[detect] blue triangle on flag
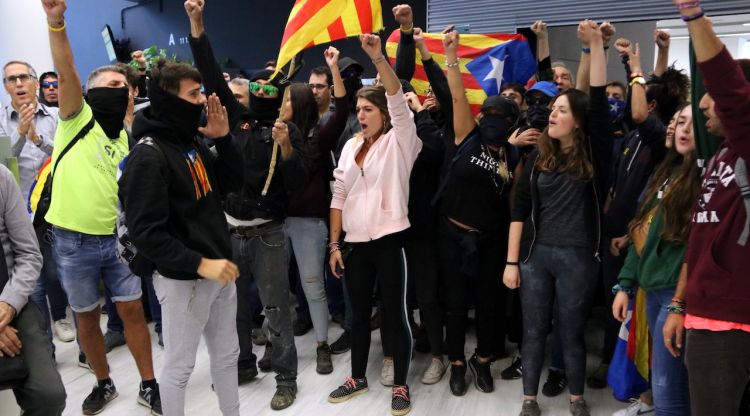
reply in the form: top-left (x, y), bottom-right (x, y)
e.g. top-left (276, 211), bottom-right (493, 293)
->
top-left (466, 40), bottom-right (537, 97)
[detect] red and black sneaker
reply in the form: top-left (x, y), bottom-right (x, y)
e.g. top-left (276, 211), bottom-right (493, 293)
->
top-left (391, 385), bottom-right (411, 416)
top-left (328, 377), bottom-right (368, 403)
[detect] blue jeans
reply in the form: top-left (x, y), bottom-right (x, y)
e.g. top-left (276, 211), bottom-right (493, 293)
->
top-left (645, 289), bottom-right (690, 415)
top-left (105, 275), bottom-right (162, 335)
top-left (52, 227), bottom-right (141, 312)
top-left (284, 217), bottom-right (329, 343)
top-left (29, 227), bottom-right (69, 349)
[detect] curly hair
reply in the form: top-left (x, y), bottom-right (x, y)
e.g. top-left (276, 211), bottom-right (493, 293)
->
top-left (646, 66), bottom-right (690, 125)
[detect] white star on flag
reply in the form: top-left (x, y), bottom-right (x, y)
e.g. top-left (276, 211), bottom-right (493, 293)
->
top-left (483, 55), bottom-right (506, 94)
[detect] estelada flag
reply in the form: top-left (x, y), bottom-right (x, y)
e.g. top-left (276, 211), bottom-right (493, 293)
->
top-left (274, 0), bottom-right (384, 78)
top-left (607, 288), bottom-right (651, 401)
top-left (385, 29), bottom-right (536, 115)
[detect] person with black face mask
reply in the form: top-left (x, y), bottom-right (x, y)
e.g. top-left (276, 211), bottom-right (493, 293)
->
top-left (186, 0), bottom-right (307, 411)
top-left (119, 58), bottom-right (244, 416)
top-left (432, 29), bottom-right (520, 397)
top-left (40, 1), bottom-right (162, 414)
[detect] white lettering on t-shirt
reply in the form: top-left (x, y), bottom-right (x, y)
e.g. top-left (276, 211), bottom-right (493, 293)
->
top-left (470, 152), bottom-right (498, 173)
top-left (695, 157), bottom-right (733, 224)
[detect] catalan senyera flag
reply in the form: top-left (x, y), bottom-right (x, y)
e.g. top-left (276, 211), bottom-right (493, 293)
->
top-left (386, 30), bottom-right (536, 115)
top-left (274, 0), bottom-right (384, 78)
top-left (607, 288), bottom-right (651, 401)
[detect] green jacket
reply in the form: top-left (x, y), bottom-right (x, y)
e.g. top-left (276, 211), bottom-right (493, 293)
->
top-left (618, 206), bottom-right (686, 291)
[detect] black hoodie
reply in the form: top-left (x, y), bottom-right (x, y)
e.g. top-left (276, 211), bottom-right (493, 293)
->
top-left (118, 85), bottom-right (243, 280)
top-left (189, 33), bottom-right (308, 221)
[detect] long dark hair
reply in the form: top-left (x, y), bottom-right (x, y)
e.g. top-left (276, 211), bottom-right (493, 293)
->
top-left (535, 89), bottom-right (593, 180)
top-left (289, 83), bottom-right (319, 139)
top-left (630, 109), bottom-right (700, 244)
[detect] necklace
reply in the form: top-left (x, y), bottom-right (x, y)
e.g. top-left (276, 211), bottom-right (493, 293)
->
top-left (481, 144), bottom-right (510, 195)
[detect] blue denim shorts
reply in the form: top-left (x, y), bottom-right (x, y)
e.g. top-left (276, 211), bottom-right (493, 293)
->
top-left (52, 227), bottom-right (142, 312)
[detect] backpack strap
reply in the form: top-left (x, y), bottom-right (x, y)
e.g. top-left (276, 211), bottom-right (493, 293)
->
top-left (51, 116), bottom-right (95, 176)
top-left (734, 157), bottom-right (750, 246)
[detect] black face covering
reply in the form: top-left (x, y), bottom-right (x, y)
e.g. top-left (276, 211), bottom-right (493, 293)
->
top-left (527, 104), bottom-right (552, 131)
top-left (479, 114), bottom-right (513, 147)
top-left (148, 82), bottom-right (204, 141)
top-left (86, 87), bottom-right (129, 139)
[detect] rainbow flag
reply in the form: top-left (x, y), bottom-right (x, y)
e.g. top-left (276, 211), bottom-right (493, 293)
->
top-left (274, 0), bottom-right (383, 78)
top-left (385, 30), bottom-right (536, 115)
top-left (608, 288), bottom-right (651, 401)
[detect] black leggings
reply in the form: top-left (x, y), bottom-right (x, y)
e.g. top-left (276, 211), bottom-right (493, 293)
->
top-left (346, 231), bottom-right (412, 386)
top-left (439, 217), bottom-right (507, 362)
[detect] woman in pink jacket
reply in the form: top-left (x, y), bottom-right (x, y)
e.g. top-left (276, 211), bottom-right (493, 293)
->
top-left (326, 33), bottom-right (422, 416)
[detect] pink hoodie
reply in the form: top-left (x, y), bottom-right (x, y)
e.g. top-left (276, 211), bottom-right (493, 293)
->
top-left (330, 89), bottom-right (422, 242)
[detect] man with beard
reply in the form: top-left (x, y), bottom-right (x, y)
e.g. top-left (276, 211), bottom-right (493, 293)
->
top-left (185, 0), bottom-right (307, 410)
top-left (41, 1), bottom-right (161, 414)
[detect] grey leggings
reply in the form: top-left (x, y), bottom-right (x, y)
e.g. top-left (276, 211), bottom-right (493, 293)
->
top-left (519, 243), bottom-right (597, 396)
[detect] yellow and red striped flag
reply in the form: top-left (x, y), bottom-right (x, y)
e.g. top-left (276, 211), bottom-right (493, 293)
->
top-left (386, 30), bottom-right (535, 115)
top-left (274, 0), bottom-right (384, 78)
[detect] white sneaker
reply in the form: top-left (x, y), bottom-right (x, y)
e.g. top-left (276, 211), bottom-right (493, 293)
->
top-left (612, 399), bottom-right (655, 416)
top-left (53, 319), bottom-right (76, 342)
top-left (421, 357), bottom-right (447, 384)
top-left (380, 359), bottom-right (394, 387)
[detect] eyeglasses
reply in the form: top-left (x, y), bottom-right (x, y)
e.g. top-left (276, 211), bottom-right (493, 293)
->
top-left (3, 74), bottom-right (33, 84)
top-left (308, 83), bottom-right (329, 90)
top-left (249, 82), bottom-right (279, 97)
top-left (41, 81), bottom-right (59, 89)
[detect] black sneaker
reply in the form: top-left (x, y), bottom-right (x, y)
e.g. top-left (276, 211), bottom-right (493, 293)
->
top-left (501, 355), bottom-right (523, 380)
top-left (468, 354), bottom-right (494, 393)
top-left (238, 363), bottom-right (259, 384)
top-left (104, 331), bottom-right (126, 353)
top-left (82, 380), bottom-right (118, 415)
top-left (270, 385), bottom-right (297, 410)
top-left (328, 377), bottom-right (368, 403)
top-left (542, 369), bottom-right (567, 397)
top-left (330, 331), bottom-right (351, 354)
top-left (449, 363), bottom-right (467, 396)
top-left (293, 318), bottom-right (312, 336)
top-left (391, 385), bottom-right (411, 416)
top-left (316, 344), bottom-right (333, 374)
top-left (519, 400), bottom-right (542, 416)
top-left (258, 342), bottom-right (273, 372)
top-left (137, 382), bottom-right (162, 415)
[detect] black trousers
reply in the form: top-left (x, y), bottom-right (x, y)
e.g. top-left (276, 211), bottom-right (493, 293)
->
top-left (685, 329), bottom-right (750, 416)
top-left (12, 304), bottom-right (66, 415)
top-left (346, 231), bottom-right (412, 386)
top-left (439, 217), bottom-right (507, 362)
top-left (404, 229), bottom-right (443, 356)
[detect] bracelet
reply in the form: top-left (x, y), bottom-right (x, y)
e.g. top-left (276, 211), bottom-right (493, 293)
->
top-left (612, 284), bottom-right (637, 298)
top-left (681, 10), bottom-right (705, 22)
top-left (667, 304), bottom-right (686, 315)
top-left (581, 47), bottom-right (591, 54)
top-left (629, 76), bottom-right (646, 86)
top-left (371, 56), bottom-right (386, 65)
top-left (48, 20), bottom-right (66, 32)
top-left (327, 241), bottom-right (340, 248)
top-left (400, 22), bottom-right (414, 32)
top-left (676, 0), bottom-right (700, 10)
top-left (506, 261), bottom-right (519, 266)
top-left (330, 247), bottom-right (340, 254)
top-left (445, 59), bottom-right (460, 68)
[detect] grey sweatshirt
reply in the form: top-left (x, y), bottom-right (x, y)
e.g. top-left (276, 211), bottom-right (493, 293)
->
top-left (0, 164), bottom-right (42, 312)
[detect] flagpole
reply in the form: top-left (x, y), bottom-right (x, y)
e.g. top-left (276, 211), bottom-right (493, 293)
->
top-left (261, 59), bottom-right (297, 196)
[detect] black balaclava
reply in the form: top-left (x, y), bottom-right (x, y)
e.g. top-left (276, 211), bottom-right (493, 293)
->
top-left (479, 95), bottom-right (519, 147)
top-left (86, 87), bottom-right (129, 139)
top-left (248, 69), bottom-right (285, 121)
top-left (147, 79), bottom-right (204, 141)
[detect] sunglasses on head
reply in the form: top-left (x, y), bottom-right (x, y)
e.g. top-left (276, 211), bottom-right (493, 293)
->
top-left (41, 81), bottom-right (59, 89)
top-left (3, 74), bottom-right (33, 84)
top-left (308, 83), bottom-right (329, 90)
top-left (249, 82), bottom-right (279, 96)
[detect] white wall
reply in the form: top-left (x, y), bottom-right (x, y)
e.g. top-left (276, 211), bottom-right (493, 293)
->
top-left (0, 1), bottom-right (53, 106)
top-left (665, 35), bottom-right (750, 78)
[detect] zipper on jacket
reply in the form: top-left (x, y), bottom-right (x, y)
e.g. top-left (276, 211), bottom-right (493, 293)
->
top-left (523, 158), bottom-right (538, 264)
